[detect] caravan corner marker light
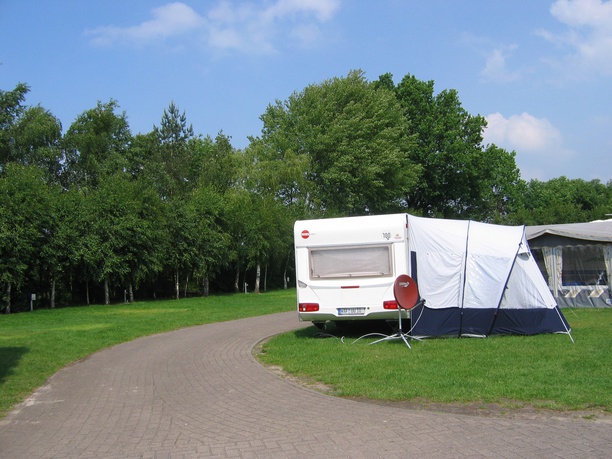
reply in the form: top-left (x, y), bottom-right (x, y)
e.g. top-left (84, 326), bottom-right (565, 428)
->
top-left (299, 303), bottom-right (319, 312)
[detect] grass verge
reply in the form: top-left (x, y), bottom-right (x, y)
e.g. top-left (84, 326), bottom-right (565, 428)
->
top-left (0, 290), bottom-right (295, 418)
top-left (258, 308), bottom-right (612, 414)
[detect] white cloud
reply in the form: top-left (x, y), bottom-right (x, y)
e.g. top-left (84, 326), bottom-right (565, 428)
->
top-left (206, 0), bottom-right (341, 54)
top-left (260, 0), bottom-right (339, 22)
top-left (537, 0), bottom-right (612, 77)
top-left (484, 112), bottom-right (577, 180)
top-left (480, 45), bottom-right (523, 83)
top-left (484, 112), bottom-right (567, 153)
top-left (87, 3), bottom-right (204, 46)
top-left (86, 0), bottom-right (341, 54)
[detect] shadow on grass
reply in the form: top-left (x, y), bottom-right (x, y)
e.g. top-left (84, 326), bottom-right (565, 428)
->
top-left (294, 320), bottom-right (396, 339)
top-left (0, 347), bottom-right (29, 384)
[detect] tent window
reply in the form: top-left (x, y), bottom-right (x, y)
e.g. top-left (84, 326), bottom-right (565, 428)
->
top-left (310, 245), bottom-right (392, 279)
top-left (562, 246), bottom-right (608, 286)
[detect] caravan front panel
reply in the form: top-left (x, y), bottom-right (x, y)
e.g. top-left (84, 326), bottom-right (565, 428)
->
top-left (294, 214), bottom-right (409, 325)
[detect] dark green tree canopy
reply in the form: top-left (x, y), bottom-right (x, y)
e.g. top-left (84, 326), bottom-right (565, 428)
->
top-left (0, 83), bottom-right (29, 136)
top-left (61, 100), bottom-right (131, 189)
top-left (150, 102), bottom-right (197, 198)
top-left (1, 76), bottom-right (610, 310)
top-left (1, 84), bottom-right (63, 180)
top-left (378, 72), bottom-right (522, 221)
top-left (514, 177), bottom-right (612, 225)
top-left (253, 69), bottom-right (420, 217)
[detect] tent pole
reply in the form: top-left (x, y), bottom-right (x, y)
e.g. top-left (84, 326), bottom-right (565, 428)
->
top-left (486, 229), bottom-right (525, 336)
top-left (555, 306), bottom-right (575, 343)
top-left (458, 221), bottom-right (471, 337)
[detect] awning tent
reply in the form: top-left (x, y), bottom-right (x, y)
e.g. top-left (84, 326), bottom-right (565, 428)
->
top-left (525, 220), bottom-right (612, 308)
top-left (407, 215), bottom-right (571, 338)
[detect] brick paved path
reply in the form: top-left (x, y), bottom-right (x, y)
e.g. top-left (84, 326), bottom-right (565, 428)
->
top-left (1, 311), bottom-right (610, 458)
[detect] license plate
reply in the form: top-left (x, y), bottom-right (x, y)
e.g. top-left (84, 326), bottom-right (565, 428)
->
top-left (337, 307), bottom-right (366, 316)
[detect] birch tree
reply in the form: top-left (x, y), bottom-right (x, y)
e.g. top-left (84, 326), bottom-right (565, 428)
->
top-left (0, 164), bottom-right (50, 312)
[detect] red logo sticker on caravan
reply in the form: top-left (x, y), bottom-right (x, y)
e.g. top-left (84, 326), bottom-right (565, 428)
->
top-left (301, 230), bottom-right (310, 239)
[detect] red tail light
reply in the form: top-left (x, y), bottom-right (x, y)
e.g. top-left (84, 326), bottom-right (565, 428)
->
top-left (299, 303), bottom-right (319, 312)
top-left (383, 300), bottom-right (398, 310)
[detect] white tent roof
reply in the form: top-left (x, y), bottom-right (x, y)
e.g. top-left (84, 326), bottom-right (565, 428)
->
top-left (407, 215), bottom-right (556, 311)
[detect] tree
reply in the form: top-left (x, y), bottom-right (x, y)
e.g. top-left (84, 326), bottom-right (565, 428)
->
top-left (0, 164), bottom-right (51, 312)
top-left (186, 185), bottom-right (230, 296)
top-left (470, 144), bottom-right (525, 223)
top-left (222, 188), bottom-right (285, 293)
top-left (80, 173), bottom-right (165, 305)
top-left (0, 83), bottom-right (30, 170)
top-left (7, 106), bottom-right (62, 180)
top-left (1, 84), bottom-right (63, 183)
top-left (513, 177), bottom-right (612, 225)
top-left (152, 101), bottom-right (195, 199)
top-left (193, 132), bottom-right (240, 193)
top-left (383, 73), bottom-right (523, 220)
top-left (163, 197), bottom-right (200, 300)
top-left (39, 183), bottom-right (71, 308)
top-left (61, 100), bottom-right (131, 189)
top-left (253, 69), bottom-right (420, 217)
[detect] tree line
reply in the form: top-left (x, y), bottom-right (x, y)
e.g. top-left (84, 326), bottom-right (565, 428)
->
top-left (2, 70), bottom-right (611, 312)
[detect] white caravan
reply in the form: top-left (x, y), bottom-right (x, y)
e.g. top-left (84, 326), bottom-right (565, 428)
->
top-left (294, 214), bottom-right (410, 327)
top-left (294, 213), bottom-right (572, 338)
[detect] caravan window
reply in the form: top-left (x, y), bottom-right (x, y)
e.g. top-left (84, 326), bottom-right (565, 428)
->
top-left (309, 245), bottom-right (393, 279)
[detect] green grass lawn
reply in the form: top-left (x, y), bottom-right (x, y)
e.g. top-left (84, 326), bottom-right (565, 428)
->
top-left (259, 307), bottom-right (612, 413)
top-left (0, 290), bottom-right (295, 418)
top-left (2, 292), bottom-right (611, 420)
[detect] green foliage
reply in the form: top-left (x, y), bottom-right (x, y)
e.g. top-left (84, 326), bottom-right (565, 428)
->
top-left (260, 309), bottom-right (612, 412)
top-left (0, 83), bottom-right (30, 167)
top-left (5, 105), bottom-right (62, 180)
top-left (381, 73), bottom-right (524, 220)
top-left (152, 101), bottom-right (196, 198)
top-left (1, 84), bottom-right (63, 182)
top-left (0, 164), bottom-right (52, 312)
top-left (0, 75), bottom-right (610, 309)
top-left (254, 69), bottom-right (420, 217)
top-left (514, 177), bottom-right (612, 225)
top-left (82, 173), bottom-right (167, 303)
top-left (61, 100), bottom-right (131, 189)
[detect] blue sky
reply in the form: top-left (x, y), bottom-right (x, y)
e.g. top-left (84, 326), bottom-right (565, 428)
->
top-left (1, 0), bottom-right (611, 181)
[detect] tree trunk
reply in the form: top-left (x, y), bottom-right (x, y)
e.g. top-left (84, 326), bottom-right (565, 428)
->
top-left (104, 278), bottom-right (110, 305)
top-left (283, 251), bottom-right (291, 289)
top-left (50, 276), bottom-right (56, 309)
top-left (202, 276), bottom-right (209, 297)
top-left (254, 260), bottom-right (261, 294)
top-left (234, 265), bottom-right (240, 293)
top-left (5, 283), bottom-right (11, 314)
top-left (174, 269), bottom-right (180, 300)
top-left (184, 273), bottom-right (189, 298)
top-left (86, 279), bottom-right (90, 305)
top-left (264, 264), bottom-right (268, 293)
top-left (129, 283), bottom-right (134, 303)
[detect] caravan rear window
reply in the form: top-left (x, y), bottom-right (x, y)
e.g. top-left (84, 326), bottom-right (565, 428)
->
top-left (309, 245), bottom-right (393, 279)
